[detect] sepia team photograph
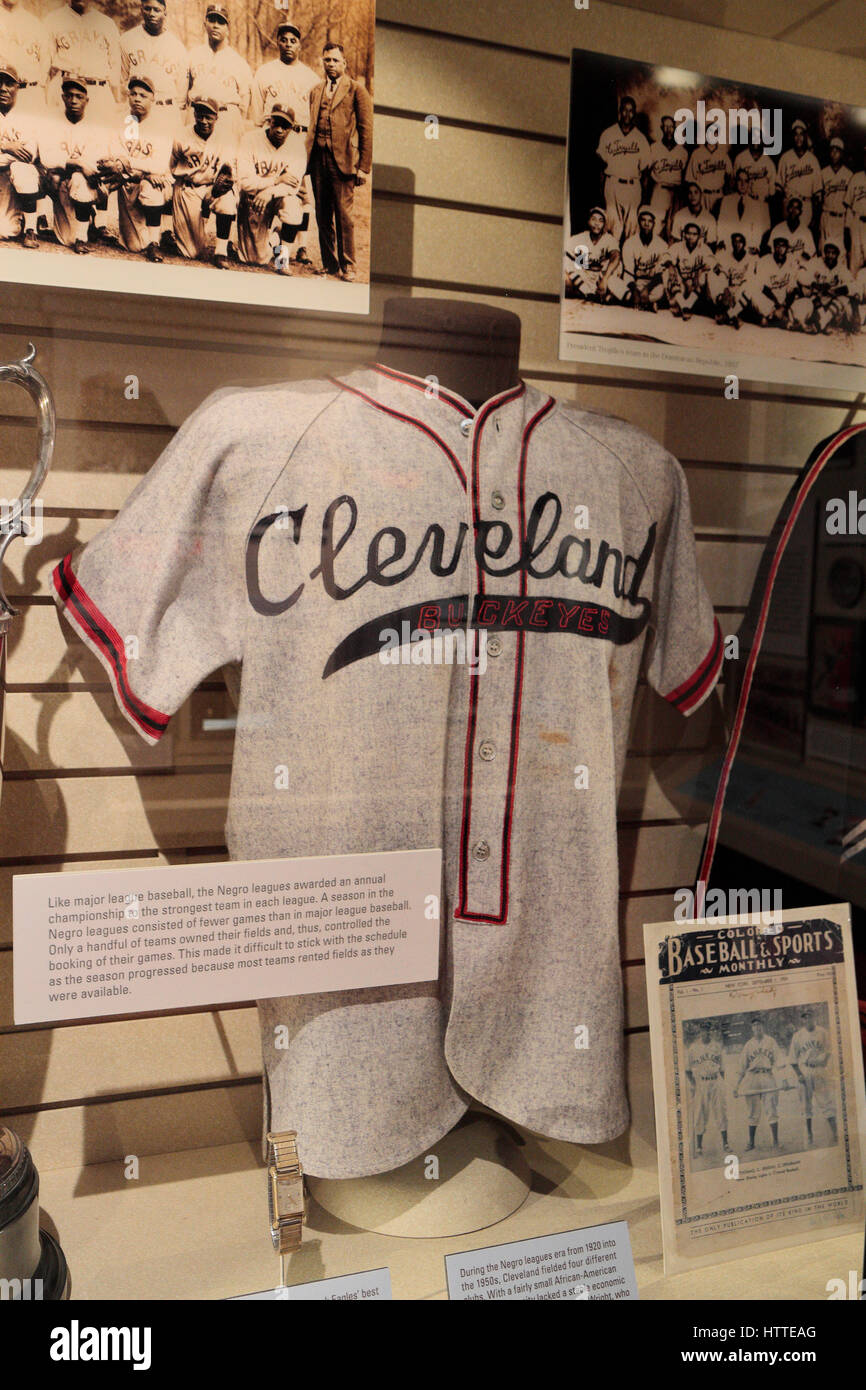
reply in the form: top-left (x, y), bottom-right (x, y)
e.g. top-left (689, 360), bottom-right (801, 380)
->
top-left (0, 0), bottom-right (374, 310)
top-left (560, 48), bottom-right (866, 391)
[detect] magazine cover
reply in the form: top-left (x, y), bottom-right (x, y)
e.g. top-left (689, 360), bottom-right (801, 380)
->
top-left (644, 903), bottom-right (866, 1273)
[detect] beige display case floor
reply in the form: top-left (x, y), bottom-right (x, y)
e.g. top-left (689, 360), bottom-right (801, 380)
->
top-left (37, 1035), bottom-right (861, 1301)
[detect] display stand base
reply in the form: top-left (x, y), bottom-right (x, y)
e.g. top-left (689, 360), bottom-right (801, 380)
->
top-left (307, 1116), bottom-right (531, 1238)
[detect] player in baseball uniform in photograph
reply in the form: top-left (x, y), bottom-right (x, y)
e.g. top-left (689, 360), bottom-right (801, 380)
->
top-left (249, 21), bottom-right (318, 267)
top-left (684, 138), bottom-right (732, 219)
top-left (170, 91), bottom-right (235, 265)
top-left (733, 1016), bottom-right (785, 1151)
top-left (843, 151), bottom-right (866, 275)
top-left (776, 119), bottom-right (822, 230)
top-left (686, 1021), bottom-right (729, 1156)
top-left (114, 73), bottom-right (173, 259)
top-left (596, 95), bottom-right (649, 243)
top-left (0, 58), bottom-right (40, 243)
top-left (768, 196), bottom-right (816, 264)
top-left (665, 220), bottom-right (710, 320)
top-left (237, 101), bottom-right (307, 271)
top-left (0, 0), bottom-right (49, 113)
top-left (563, 206), bottom-right (625, 301)
top-left (621, 205), bottom-right (670, 309)
top-left (733, 137), bottom-right (777, 229)
top-left (791, 241), bottom-right (857, 334)
top-left (670, 181), bottom-right (718, 248)
top-left (820, 137), bottom-right (852, 253)
top-left (250, 20), bottom-right (318, 129)
top-left (789, 1008), bottom-right (837, 1146)
top-left (187, 4), bottom-right (250, 145)
top-left (121, 0), bottom-right (188, 132)
top-left (708, 231), bottom-right (755, 329)
top-left (750, 234), bottom-right (802, 327)
top-left (646, 113), bottom-right (686, 240)
top-left (716, 165), bottom-right (769, 254)
top-left (38, 71), bottom-right (113, 250)
top-left (46, 0), bottom-right (121, 122)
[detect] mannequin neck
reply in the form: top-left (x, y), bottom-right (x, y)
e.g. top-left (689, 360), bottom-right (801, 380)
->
top-left (376, 298), bottom-right (521, 410)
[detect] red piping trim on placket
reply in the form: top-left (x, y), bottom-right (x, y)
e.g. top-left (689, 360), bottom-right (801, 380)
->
top-left (456, 383), bottom-right (527, 919)
top-left (697, 422), bottom-right (866, 888)
top-left (456, 390), bottom-right (553, 924)
top-left (328, 376), bottom-right (467, 490)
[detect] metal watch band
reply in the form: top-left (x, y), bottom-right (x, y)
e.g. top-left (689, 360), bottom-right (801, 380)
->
top-left (267, 1130), bottom-right (305, 1255)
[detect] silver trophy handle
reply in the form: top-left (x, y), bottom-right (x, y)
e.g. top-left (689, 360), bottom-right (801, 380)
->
top-left (0, 344), bottom-right (56, 632)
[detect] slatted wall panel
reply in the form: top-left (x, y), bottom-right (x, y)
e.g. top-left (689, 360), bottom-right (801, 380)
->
top-left (1, 0), bottom-right (864, 1171)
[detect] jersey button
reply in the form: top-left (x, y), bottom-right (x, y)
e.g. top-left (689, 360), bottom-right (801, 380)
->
top-left (472, 840), bottom-right (491, 861)
top-left (491, 491), bottom-right (506, 510)
top-left (487, 636), bottom-right (503, 657)
top-left (460, 419), bottom-right (471, 437)
top-left (478, 740), bottom-right (496, 761)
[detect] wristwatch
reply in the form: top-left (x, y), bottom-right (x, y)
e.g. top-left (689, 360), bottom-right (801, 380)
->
top-left (266, 1131), bottom-right (305, 1254)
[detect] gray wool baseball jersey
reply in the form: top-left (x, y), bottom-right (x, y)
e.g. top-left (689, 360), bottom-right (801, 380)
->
top-left (52, 363), bottom-right (722, 1178)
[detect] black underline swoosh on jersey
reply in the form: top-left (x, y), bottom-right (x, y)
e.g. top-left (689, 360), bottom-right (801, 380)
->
top-left (321, 592), bottom-right (651, 678)
top-left (322, 595), bottom-right (470, 678)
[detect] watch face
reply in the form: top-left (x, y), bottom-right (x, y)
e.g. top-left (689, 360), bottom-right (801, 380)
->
top-left (828, 556), bottom-right (865, 610)
top-left (270, 1169), bottom-right (305, 1218)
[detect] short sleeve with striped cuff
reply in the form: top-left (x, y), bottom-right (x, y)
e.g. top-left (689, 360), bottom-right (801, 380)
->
top-left (645, 458), bottom-right (723, 716)
top-left (51, 394), bottom-right (250, 745)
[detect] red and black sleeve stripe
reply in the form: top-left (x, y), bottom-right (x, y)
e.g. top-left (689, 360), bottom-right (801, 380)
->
top-left (664, 617), bottom-right (724, 715)
top-left (52, 554), bottom-right (170, 744)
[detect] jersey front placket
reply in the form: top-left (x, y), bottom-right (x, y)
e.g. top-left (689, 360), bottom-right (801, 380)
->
top-left (456, 386), bottom-right (553, 924)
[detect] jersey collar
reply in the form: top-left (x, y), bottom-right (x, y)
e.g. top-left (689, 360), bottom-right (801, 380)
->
top-left (340, 361), bottom-right (530, 423)
top-left (330, 365), bottom-right (543, 494)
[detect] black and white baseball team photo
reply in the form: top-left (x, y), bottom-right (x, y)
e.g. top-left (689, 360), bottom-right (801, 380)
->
top-left (0, 0), bottom-right (374, 309)
top-left (684, 1004), bottom-right (838, 1176)
top-left (560, 48), bottom-right (866, 390)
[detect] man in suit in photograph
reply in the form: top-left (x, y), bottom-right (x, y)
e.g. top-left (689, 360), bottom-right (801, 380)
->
top-left (306, 40), bottom-right (371, 281)
top-left (717, 165), bottom-right (767, 254)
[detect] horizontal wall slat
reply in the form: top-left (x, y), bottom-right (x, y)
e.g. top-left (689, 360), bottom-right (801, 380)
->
top-left (374, 112), bottom-right (566, 218)
top-left (0, 773), bottom-right (231, 860)
top-left (378, 0), bottom-right (866, 102)
top-left (7, 1079), bottom-right (263, 1172)
top-left (2, 1004), bottom-right (260, 1109)
top-left (375, 25), bottom-right (568, 136)
top-left (620, 892), bottom-right (678, 961)
top-left (618, 821), bottom-right (706, 892)
top-left (2, 690), bottom-right (236, 774)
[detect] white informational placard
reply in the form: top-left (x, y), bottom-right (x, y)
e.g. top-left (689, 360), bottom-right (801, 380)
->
top-left (231, 1269), bottom-right (392, 1301)
top-left (444, 1221), bottom-right (638, 1301)
top-left (13, 848), bottom-right (441, 1024)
